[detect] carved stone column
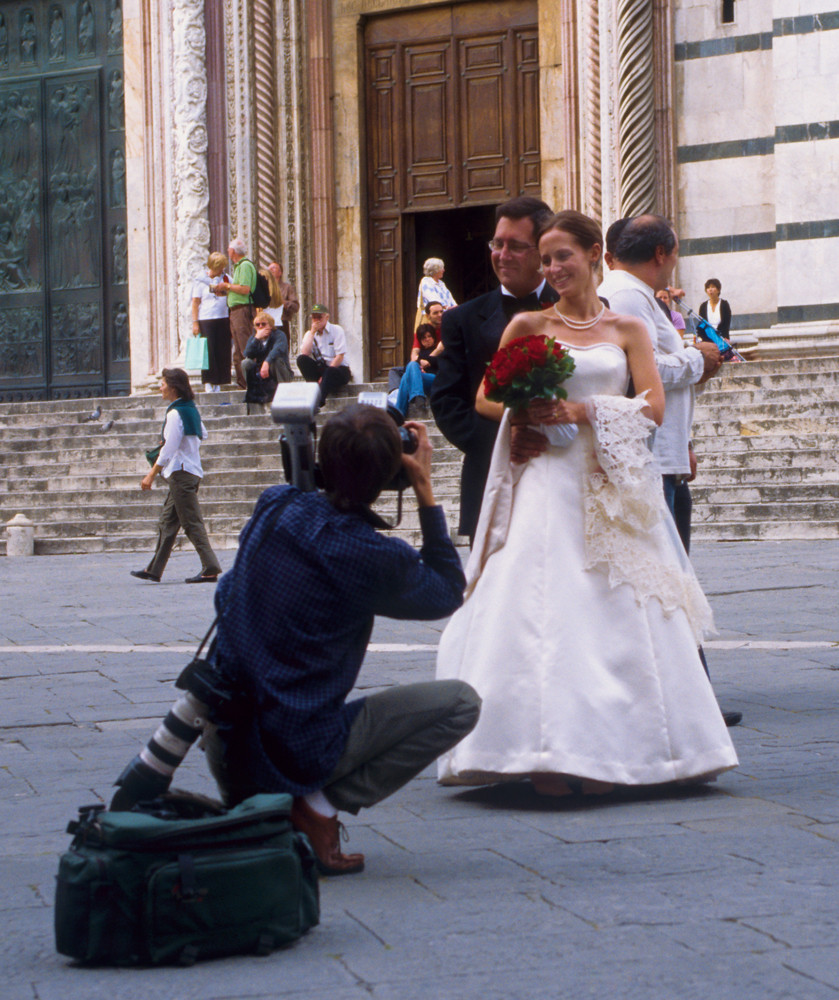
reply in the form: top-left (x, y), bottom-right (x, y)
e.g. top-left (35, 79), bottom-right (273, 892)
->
top-left (558, 0), bottom-right (580, 208)
top-left (172, 1), bottom-right (211, 355)
top-left (615, 0), bottom-right (656, 217)
top-left (579, 0), bottom-right (602, 222)
top-left (276, 0), bottom-right (310, 351)
top-left (306, 0), bottom-right (337, 311)
top-left (224, 0), bottom-right (255, 251)
top-left (651, 0), bottom-right (676, 221)
top-left (253, 0), bottom-right (280, 265)
top-left (124, 0), bottom-right (210, 386)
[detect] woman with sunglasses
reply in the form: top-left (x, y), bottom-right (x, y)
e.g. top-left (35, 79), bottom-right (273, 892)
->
top-left (241, 310), bottom-right (293, 406)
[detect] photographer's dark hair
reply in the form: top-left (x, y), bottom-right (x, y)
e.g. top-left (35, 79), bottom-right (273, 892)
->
top-left (495, 196), bottom-right (554, 237)
top-left (161, 367), bottom-right (194, 401)
top-left (613, 214), bottom-right (676, 264)
top-left (319, 404), bottom-right (403, 509)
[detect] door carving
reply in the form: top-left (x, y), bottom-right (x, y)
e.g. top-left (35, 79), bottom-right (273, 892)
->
top-left (364, 0), bottom-right (539, 378)
top-left (0, 0), bottom-right (128, 401)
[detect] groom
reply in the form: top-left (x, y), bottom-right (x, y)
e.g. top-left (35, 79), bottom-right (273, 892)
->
top-left (431, 196), bottom-right (557, 542)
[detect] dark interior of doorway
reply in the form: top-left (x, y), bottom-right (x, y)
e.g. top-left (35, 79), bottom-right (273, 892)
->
top-left (411, 204), bottom-right (498, 313)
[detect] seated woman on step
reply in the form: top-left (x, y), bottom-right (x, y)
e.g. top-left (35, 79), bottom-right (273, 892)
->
top-left (394, 323), bottom-right (442, 418)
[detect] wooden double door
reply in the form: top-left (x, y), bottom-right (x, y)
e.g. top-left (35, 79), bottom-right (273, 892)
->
top-left (364, 0), bottom-right (541, 377)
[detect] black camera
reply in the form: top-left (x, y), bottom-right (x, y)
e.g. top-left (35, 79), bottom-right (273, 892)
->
top-left (271, 385), bottom-right (416, 501)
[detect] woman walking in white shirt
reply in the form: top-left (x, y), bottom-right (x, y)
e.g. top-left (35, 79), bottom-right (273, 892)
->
top-left (131, 368), bottom-right (222, 583)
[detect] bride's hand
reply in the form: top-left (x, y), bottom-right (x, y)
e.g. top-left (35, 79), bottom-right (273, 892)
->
top-left (525, 398), bottom-right (558, 424)
top-left (525, 399), bottom-right (588, 425)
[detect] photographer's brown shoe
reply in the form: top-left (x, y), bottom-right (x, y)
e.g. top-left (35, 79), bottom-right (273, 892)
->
top-left (290, 797), bottom-right (365, 876)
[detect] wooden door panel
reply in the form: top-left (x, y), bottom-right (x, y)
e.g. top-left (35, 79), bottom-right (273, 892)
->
top-left (452, 0), bottom-right (535, 33)
top-left (516, 30), bottom-right (541, 194)
top-left (459, 38), bottom-right (506, 201)
top-left (369, 218), bottom-right (403, 372)
top-left (404, 41), bottom-right (453, 209)
top-left (368, 48), bottom-right (399, 213)
top-left (364, 1), bottom-right (539, 377)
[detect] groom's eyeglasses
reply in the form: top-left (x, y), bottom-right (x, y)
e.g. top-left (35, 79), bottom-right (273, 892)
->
top-left (487, 239), bottom-right (538, 254)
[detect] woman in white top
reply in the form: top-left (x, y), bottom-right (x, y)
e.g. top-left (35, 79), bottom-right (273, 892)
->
top-left (417, 257), bottom-right (457, 313)
top-left (698, 278), bottom-right (731, 342)
top-left (131, 368), bottom-right (222, 584)
top-left (191, 252), bottom-right (231, 391)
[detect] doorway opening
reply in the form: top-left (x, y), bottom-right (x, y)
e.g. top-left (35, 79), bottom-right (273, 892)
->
top-left (401, 204), bottom-right (497, 354)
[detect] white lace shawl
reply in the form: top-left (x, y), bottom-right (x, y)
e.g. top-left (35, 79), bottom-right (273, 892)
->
top-left (583, 394), bottom-right (715, 642)
top-left (466, 399), bottom-right (715, 642)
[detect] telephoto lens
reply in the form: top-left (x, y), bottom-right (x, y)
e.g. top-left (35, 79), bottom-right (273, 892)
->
top-left (110, 689), bottom-right (211, 810)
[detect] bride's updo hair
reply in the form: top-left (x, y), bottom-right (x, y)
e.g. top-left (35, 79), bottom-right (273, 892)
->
top-left (538, 210), bottom-right (603, 264)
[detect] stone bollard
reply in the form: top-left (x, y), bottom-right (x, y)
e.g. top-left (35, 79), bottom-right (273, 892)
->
top-left (6, 513), bottom-right (35, 557)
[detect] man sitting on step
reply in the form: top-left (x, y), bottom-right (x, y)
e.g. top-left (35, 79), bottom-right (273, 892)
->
top-left (204, 404), bottom-right (480, 875)
top-left (296, 303), bottom-right (351, 408)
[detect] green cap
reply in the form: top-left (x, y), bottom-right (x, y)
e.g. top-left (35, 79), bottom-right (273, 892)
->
top-left (311, 303), bottom-right (329, 315)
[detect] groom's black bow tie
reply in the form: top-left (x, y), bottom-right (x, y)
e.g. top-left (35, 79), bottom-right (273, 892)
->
top-left (501, 291), bottom-right (542, 319)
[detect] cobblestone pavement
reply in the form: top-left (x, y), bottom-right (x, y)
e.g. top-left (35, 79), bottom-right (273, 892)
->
top-left (2, 540), bottom-right (839, 999)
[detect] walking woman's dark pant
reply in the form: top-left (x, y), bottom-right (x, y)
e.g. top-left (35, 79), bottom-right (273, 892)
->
top-left (146, 470), bottom-right (221, 579)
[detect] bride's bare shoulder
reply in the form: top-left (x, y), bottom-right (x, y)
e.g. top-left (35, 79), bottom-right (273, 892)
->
top-left (499, 310), bottom-right (551, 345)
top-left (605, 310), bottom-right (650, 345)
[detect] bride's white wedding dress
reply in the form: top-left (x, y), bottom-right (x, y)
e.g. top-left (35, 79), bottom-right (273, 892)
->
top-left (436, 342), bottom-right (738, 786)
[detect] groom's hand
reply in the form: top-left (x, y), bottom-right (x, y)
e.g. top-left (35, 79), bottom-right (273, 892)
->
top-left (510, 423), bottom-right (548, 465)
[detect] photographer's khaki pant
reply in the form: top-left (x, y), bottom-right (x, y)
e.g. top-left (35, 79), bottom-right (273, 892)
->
top-left (205, 680), bottom-right (480, 813)
top-left (322, 680), bottom-right (480, 814)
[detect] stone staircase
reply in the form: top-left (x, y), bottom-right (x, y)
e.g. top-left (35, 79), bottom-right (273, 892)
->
top-left (2, 356), bottom-right (839, 555)
top-left (690, 356), bottom-right (839, 540)
top-left (0, 383), bottom-right (464, 556)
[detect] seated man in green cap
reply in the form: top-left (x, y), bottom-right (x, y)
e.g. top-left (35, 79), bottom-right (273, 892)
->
top-left (297, 303), bottom-right (351, 406)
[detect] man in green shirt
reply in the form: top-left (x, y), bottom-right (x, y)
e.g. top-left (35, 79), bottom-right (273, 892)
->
top-left (213, 237), bottom-right (256, 388)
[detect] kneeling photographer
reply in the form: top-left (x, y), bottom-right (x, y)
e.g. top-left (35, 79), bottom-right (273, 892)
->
top-left (204, 403), bottom-right (480, 875)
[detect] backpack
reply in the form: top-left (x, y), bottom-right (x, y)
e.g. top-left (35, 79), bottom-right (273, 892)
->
top-left (55, 791), bottom-right (319, 966)
top-left (244, 260), bottom-right (271, 309)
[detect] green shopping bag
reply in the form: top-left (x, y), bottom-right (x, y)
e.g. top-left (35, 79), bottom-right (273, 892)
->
top-left (184, 336), bottom-right (209, 371)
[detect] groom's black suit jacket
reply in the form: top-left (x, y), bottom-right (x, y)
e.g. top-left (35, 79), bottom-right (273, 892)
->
top-left (431, 284), bottom-right (558, 539)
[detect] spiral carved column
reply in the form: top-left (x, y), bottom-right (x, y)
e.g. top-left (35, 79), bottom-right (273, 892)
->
top-left (581, 0), bottom-right (602, 222)
top-left (559, 0), bottom-right (580, 208)
top-left (253, 0), bottom-right (280, 265)
top-left (615, 0), bottom-right (656, 217)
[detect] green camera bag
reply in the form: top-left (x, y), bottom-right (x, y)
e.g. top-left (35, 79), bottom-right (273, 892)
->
top-left (55, 793), bottom-right (319, 965)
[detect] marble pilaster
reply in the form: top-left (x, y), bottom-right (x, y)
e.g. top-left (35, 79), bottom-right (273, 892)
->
top-left (123, 0), bottom-right (210, 389)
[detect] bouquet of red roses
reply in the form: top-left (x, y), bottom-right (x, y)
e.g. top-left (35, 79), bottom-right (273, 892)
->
top-left (482, 335), bottom-right (575, 414)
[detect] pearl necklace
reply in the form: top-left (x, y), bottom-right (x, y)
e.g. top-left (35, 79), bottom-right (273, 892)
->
top-left (552, 303), bottom-right (606, 329)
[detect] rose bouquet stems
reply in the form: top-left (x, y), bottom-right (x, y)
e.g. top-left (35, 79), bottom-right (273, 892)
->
top-left (483, 335), bottom-right (576, 414)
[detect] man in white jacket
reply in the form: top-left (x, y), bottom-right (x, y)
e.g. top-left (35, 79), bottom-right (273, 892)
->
top-left (598, 215), bottom-right (742, 727)
top-left (598, 214), bottom-right (721, 512)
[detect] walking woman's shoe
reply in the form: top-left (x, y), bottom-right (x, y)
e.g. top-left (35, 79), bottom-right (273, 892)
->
top-left (184, 573), bottom-right (219, 583)
top-left (130, 569), bottom-right (161, 582)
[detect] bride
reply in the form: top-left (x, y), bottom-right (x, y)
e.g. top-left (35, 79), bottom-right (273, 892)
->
top-left (436, 211), bottom-right (737, 794)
